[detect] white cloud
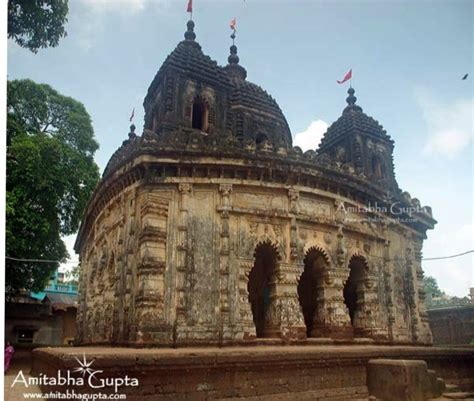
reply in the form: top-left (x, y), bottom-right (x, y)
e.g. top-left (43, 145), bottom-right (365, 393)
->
top-left (416, 90), bottom-right (474, 158)
top-left (79, 0), bottom-right (159, 14)
top-left (71, 0), bottom-right (168, 49)
top-left (293, 119), bottom-right (328, 151)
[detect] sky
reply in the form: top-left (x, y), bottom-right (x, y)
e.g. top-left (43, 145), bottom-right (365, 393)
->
top-left (6, 0), bottom-right (473, 296)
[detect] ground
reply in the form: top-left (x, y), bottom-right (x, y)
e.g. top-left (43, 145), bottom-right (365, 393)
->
top-left (4, 352), bottom-right (42, 401)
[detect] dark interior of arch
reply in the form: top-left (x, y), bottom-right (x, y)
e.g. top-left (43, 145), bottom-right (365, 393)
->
top-left (255, 133), bottom-right (268, 147)
top-left (298, 250), bottom-right (327, 337)
top-left (371, 156), bottom-right (384, 178)
top-left (192, 99), bottom-right (206, 131)
top-left (343, 256), bottom-right (367, 326)
top-left (248, 243), bottom-right (277, 338)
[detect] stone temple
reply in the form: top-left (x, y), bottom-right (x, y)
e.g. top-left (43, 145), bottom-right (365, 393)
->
top-left (75, 20), bottom-right (437, 347)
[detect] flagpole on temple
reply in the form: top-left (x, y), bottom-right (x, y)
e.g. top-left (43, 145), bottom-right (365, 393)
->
top-left (230, 17), bottom-right (237, 45)
top-left (187, 0), bottom-right (193, 21)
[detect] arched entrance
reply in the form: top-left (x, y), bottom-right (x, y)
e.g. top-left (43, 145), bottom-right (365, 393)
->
top-left (343, 255), bottom-right (368, 333)
top-left (248, 242), bottom-right (278, 338)
top-left (297, 248), bottom-right (328, 337)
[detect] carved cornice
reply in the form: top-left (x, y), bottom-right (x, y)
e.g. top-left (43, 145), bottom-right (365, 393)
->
top-left (75, 149), bottom-right (435, 252)
top-left (138, 227), bottom-right (167, 244)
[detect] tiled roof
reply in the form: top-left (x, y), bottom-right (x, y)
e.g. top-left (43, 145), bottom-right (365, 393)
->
top-left (157, 41), bottom-right (230, 86)
top-left (231, 80), bottom-right (285, 117)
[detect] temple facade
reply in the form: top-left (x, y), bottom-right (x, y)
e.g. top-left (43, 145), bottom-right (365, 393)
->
top-left (75, 20), bottom-right (436, 346)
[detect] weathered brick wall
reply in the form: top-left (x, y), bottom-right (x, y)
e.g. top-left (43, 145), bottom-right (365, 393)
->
top-left (31, 345), bottom-right (474, 400)
top-left (428, 306), bottom-right (474, 345)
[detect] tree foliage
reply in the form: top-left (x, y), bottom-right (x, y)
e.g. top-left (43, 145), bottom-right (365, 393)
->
top-left (8, 0), bottom-right (69, 53)
top-left (6, 79), bottom-right (99, 297)
top-left (423, 275), bottom-right (442, 309)
top-left (423, 275), bottom-right (444, 300)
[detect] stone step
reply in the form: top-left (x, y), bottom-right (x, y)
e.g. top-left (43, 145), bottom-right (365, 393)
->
top-left (445, 384), bottom-right (462, 392)
top-left (442, 392), bottom-right (474, 400)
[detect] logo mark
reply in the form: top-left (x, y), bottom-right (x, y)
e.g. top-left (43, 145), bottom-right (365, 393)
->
top-left (73, 354), bottom-right (97, 377)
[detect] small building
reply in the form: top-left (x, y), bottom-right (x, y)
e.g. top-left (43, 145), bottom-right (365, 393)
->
top-left (428, 305), bottom-right (474, 345)
top-left (5, 271), bottom-right (78, 346)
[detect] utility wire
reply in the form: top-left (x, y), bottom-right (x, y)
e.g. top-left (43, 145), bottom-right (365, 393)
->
top-left (5, 250), bottom-right (474, 264)
top-left (422, 250), bottom-right (473, 261)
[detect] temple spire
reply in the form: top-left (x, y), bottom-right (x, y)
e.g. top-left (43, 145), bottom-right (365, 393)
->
top-left (224, 18), bottom-right (247, 81)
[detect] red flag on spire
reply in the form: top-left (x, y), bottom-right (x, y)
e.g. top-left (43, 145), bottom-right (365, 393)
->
top-left (230, 17), bottom-right (237, 31)
top-left (337, 69), bottom-right (352, 84)
top-left (187, 0), bottom-right (193, 13)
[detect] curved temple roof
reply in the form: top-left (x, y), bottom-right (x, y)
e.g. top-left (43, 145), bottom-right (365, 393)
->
top-left (319, 87), bottom-right (394, 152)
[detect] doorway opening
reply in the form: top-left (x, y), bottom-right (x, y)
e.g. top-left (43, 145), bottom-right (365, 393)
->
top-left (343, 255), bottom-right (368, 328)
top-left (248, 242), bottom-right (278, 337)
top-left (297, 248), bottom-right (328, 337)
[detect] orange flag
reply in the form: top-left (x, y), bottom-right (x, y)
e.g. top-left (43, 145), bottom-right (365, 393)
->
top-left (337, 69), bottom-right (352, 84)
top-left (230, 17), bottom-right (236, 31)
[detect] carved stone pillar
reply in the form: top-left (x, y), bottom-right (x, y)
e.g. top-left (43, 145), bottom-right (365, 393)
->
top-left (218, 184), bottom-right (232, 340)
top-left (77, 260), bottom-right (86, 344)
top-left (134, 192), bottom-right (170, 344)
top-left (312, 226), bottom-right (352, 338)
top-left (102, 250), bottom-right (115, 343)
top-left (176, 183), bottom-right (191, 326)
top-left (237, 260), bottom-right (256, 340)
top-left (288, 189), bottom-right (299, 260)
top-left (85, 259), bottom-right (98, 344)
top-left (269, 262), bottom-right (306, 340)
top-left (353, 267), bottom-right (388, 340)
top-left (405, 246), bottom-right (423, 343)
top-left (312, 268), bottom-right (352, 338)
top-left (413, 240), bottom-right (433, 344)
top-left (383, 239), bottom-right (396, 343)
top-left (123, 261), bottom-right (132, 342)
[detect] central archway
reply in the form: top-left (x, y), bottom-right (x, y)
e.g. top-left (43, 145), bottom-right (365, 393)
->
top-left (248, 242), bottom-right (278, 338)
top-left (297, 248), bottom-right (328, 337)
top-left (343, 255), bottom-right (368, 334)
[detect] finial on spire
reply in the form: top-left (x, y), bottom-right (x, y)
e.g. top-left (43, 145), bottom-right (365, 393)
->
top-left (228, 43), bottom-right (239, 65)
top-left (128, 123), bottom-right (137, 140)
top-left (343, 86), bottom-right (363, 113)
top-left (346, 87), bottom-right (357, 105)
top-left (184, 20), bottom-right (196, 41)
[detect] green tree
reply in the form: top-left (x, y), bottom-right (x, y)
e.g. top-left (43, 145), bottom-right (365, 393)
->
top-left (423, 275), bottom-right (447, 308)
top-left (423, 276), bottom-right (444, 299)
top-left (6, 79), bottom-right (99, 298)
top-left (8, 0), bottom-right (69, 53)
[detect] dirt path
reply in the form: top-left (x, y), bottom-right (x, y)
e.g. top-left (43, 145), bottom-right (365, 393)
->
top-left (4, 357), bottom-right (42, 401)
